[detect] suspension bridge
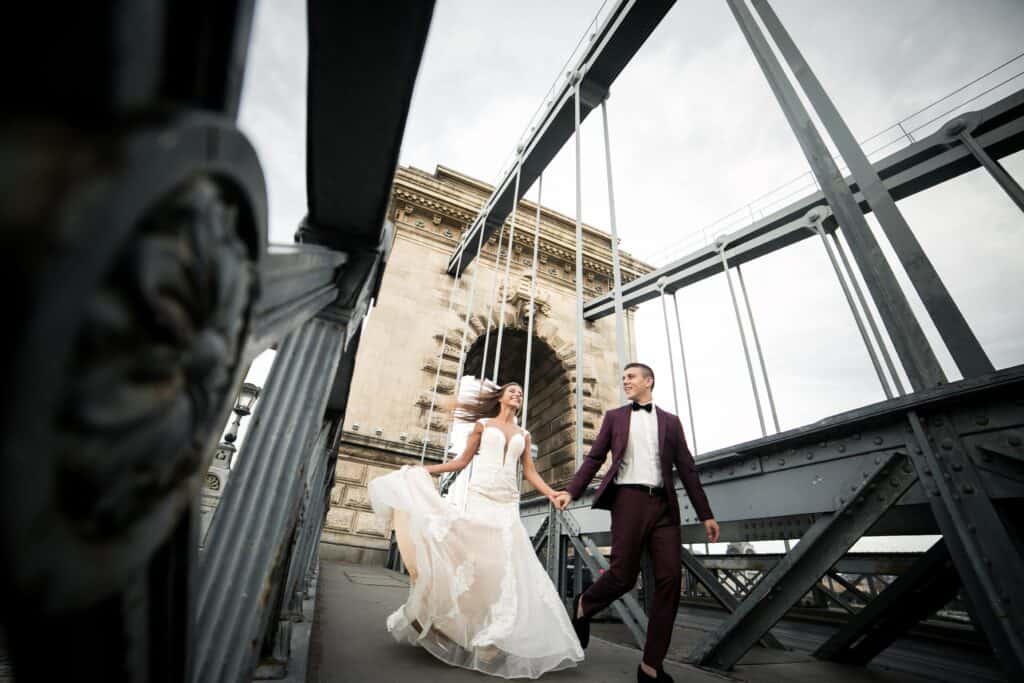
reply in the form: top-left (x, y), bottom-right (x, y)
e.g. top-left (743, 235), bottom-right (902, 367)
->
top-left (2, 1), bottom-right (1023, 682)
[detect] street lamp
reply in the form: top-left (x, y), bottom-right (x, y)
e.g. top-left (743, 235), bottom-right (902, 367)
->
top-left (224, 381), bottom-right (261, 444)
top-left (201, 382), bottom-right (262, 546)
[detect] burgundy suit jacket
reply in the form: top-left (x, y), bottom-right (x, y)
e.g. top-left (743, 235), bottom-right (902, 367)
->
top-left (566, 404), bottom-right (714, 524)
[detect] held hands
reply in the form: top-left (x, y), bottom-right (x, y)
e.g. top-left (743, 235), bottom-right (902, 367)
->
top-left (704, 518), bottom-right (720, 543)
top-left (550, 491), bottom-right (572, 511)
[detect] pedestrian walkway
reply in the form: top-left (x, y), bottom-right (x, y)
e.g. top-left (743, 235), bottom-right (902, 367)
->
top-left (308, 561), bottom-right (932, 683)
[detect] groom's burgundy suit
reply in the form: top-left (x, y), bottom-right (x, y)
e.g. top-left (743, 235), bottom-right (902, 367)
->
top-left (566, 403), bottom-right (713, 668)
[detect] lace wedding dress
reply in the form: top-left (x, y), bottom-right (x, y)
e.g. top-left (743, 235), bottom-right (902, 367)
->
top-left (368, 418), bottom-right (584, 678)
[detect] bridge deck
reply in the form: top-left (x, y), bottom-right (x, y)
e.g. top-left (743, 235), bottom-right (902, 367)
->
top-left (308, 562), bottom-right (931, 683)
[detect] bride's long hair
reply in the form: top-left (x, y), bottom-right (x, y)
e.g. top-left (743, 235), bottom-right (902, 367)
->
top-left (453, 381), bottom-right (521, 423)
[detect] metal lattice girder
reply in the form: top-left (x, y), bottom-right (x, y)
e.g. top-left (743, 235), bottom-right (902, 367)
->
top-left (699, 552), bottom-right (920, 576)
top-left (676, 366), bottom-right (1024, 542)
top-left (545, 503), bottom-right (561, 584)
top-left (815, 539), bottom-right (960, 665)
top-left (826, 571), bottom-right (873, 605)
top-left (557, 510), bottom-right (648, 649)
top-left (908, 411), bottom-right (1024, 680)
top-left (811, 582), bottom-right (858, 615)
top-left (532, 515), bottom-right (550, 554)
top-left (193, 317), bottom-right (345, 682)
top-left (690, 451), bottom-right (918, 670)
top-left (679, 547), bottom-right (785, 650)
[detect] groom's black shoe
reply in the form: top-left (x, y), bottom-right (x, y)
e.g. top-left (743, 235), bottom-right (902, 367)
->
top-left (571, 594), bottom-right (590, 649)
top-left (637, 665), bottom-right (674, 682)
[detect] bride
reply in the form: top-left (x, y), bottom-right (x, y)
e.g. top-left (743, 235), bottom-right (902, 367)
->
top-left (368, 381), bottom-right (583, 678)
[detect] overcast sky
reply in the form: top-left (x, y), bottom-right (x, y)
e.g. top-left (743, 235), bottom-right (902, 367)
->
top-left (237, 1), bottom-right (1024, 462)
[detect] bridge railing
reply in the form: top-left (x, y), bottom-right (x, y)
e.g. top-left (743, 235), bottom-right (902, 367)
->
top-left (0, 1), bottom-right (435, 681)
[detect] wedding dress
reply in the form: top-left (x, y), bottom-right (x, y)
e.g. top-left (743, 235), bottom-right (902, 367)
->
top-left (368, 418), bottom-right (584, 678)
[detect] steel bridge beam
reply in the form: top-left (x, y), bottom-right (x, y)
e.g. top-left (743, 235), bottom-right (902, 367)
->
top-left (689, 451), bottom-right (919, 669)
top-left (520, 365), bottom-right (1024, 542)
top-left (583, 87), bottom-right (1024, 320)
top-left (447, 0), bottom-right (676, 276)
top-left (815, 539), bottom-right (961, 665)
top-left (679, 547), bottom-right (785, 650)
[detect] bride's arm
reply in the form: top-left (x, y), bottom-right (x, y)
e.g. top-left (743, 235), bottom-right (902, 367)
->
top-left (521, 432), bottom-right (559, 503)
top-left (423, 422), bottom-right (482, 475)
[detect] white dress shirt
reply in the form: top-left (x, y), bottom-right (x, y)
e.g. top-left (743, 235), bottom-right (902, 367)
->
top-left (615, 402), bottom-right (662, 487)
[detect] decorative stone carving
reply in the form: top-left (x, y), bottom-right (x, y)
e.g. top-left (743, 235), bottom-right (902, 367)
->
top-left (59, 178), bottom-right (253, 537)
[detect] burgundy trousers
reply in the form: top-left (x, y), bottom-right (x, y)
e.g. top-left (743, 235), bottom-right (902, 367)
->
top-left (578, 487), bottom-right (682, 668)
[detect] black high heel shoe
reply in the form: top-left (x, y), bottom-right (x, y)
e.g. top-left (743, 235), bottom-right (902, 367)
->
top-left (637, 665), bottom-right (674, 682)
top-left (571, 593), bottom-right (590, 649)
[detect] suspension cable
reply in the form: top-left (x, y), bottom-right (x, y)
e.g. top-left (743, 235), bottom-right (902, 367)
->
top-left (492, 157), bottom-right (524, 383)
top-left (601, 99), bottom-right (628, 403)
top-left (420, 240), bottom-right (467, 463)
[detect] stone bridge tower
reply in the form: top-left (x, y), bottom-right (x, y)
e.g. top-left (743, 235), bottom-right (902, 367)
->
top-left (320, 165), bottom-right (652, 564)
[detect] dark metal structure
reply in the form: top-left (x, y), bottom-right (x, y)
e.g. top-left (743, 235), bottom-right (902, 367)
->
top-left (0, 1), bottom-right (434, 680)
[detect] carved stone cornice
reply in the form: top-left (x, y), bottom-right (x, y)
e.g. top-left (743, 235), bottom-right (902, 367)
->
top-left (390, 165), bottom-right (653, 293)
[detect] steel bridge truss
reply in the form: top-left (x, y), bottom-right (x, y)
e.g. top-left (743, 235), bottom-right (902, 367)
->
top-left (523, 366), bottom-right (1024, 675)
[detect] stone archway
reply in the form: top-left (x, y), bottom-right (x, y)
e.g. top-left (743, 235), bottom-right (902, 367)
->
top-left (461, 328), bottom-right (579, 488)
top-left (417, 274), bottom-right (602, 489)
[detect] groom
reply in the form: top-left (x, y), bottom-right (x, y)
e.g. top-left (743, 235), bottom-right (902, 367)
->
top-left (554, 362), bottom-right (719, 683)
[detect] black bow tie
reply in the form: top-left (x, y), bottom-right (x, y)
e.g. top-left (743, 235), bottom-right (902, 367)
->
top-left (631, 402), bottom-right (652, 413)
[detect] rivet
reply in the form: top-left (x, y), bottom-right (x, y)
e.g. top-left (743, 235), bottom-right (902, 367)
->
top-left (819, 441), bottom-right (827, 448)
top-left (1009, 435), bottom-right (1022, 447)
top-left (924, 468), bottom-right (932, 475)
top-left (839, 497), bottom-right (846, 504)
top-left (863, 472), bottom-right (870, 479)
top-left (851, 485), bottom-right (858, 491)
top-left (751, 464), bottom-right (757, 471)
top-left (838, 445), bottom-right (846, 453)
top-left (729, 468), bottom-right (735, 475)
top-left (962, 484), bottom-right (974, 494)
top-left (806, 452), bottom-right (814, 460)
top-left (943, 472), bottom-right (952, 480)
top-left (874, 456), bottom-right (882, 465)
top-left (778, 459), bottom-right (785, 466)
top-left (940, 439), bottom-right (954, 451)
top-left (976, 416), bottom-right (989, 426)
top-left (914, 447), bottom-right (922, 454)
top-left (874, 436), bottom-right (884, 445)
top-left (890, 478), bottom-right (900, 488)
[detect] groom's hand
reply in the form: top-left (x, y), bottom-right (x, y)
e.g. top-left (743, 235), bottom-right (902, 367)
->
top-left (552, 491), bottom-right (572, 511)
top-left (704, 518), bottom-right (720, 543)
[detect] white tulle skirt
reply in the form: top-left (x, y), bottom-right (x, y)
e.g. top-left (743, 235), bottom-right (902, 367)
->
top-left (368, 466), bottom-right (583, 679)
